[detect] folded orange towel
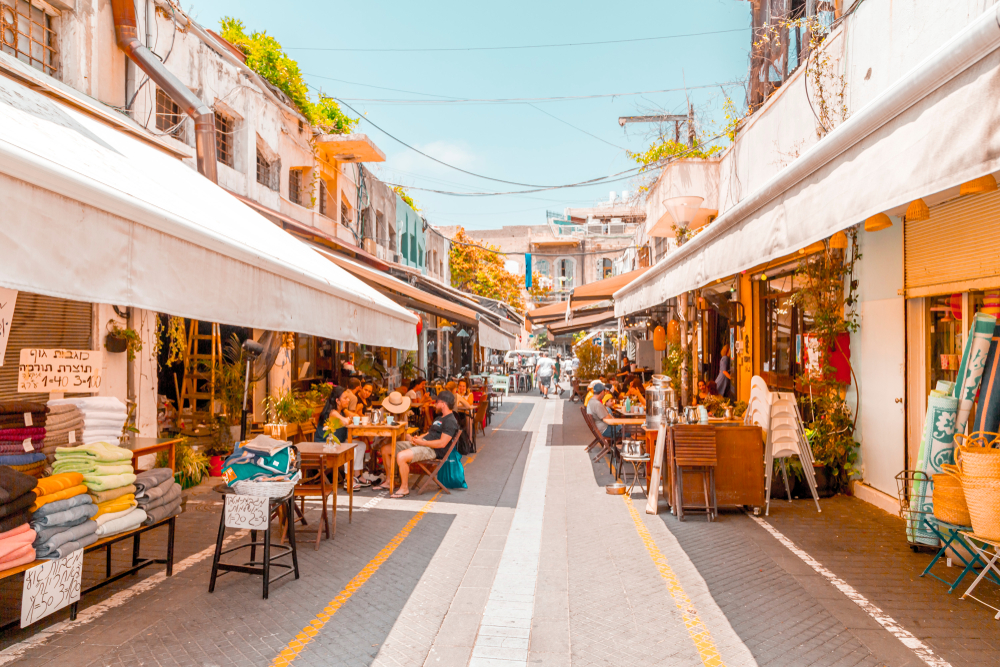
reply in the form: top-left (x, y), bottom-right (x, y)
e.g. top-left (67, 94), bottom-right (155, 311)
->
top-left (34, 472), bottom-right (84, 497)
top-left (30, 484), bottom-right (87, 512)
top-left (94, 494), bottom-right (136, 518)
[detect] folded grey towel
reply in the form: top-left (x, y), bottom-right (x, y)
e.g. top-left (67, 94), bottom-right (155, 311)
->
top-left (142, 498), bottom-right (182, 526)
top-left (134, 468), bottom-right (174, 496)
top-left (137, 478), bottom-right (179, 504)
top-left (39, 531), bottom-right (99, 560)
top-left (32, 493), bottom-right (93, 518)
top-left (34, 519), bottom-right (97, 554)
top-left (31, 501), bottom-right (97, 527)
top-left (138, 482), bottom-right (181, 511)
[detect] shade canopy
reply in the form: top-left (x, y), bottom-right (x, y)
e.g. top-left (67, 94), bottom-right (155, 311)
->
top-left (547, 310), bottom-right (617, 337)
top-left (478, 317), bottom-right (515, 350)
top-left (526, 301), bottom-right (569, 325)
top-left (0, 61), bottom-right (417, 349)
top-left (569, 268), bottom-right (648, 309)
top-left (616, 5), bottom-right (1000, 316)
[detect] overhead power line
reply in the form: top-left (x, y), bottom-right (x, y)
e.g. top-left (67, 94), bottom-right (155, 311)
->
top-left (289, 27), bottom-right (748, 53)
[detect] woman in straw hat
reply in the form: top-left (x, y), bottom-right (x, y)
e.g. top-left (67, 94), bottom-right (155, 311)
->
top-left (374, 391), bottom-right (411, 491)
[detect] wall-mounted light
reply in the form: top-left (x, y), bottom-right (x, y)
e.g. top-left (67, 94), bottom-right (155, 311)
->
top-left (864, 213), bottom-right (892, 232)
top-left (904, 199), bottom-right (930, 223)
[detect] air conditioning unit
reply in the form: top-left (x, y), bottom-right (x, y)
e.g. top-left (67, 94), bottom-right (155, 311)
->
top-left (393, 253), bottom-right (401, 263)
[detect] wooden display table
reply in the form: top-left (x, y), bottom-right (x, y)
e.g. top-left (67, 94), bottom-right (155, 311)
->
top-left (130, 436), bottom-right (182, 473)
top-left (644, 423), bottom-right (764, 511)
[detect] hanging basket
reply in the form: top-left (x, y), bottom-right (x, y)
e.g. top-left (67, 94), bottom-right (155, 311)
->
top-left (934, 465), bottom-right (971, 526)
top-left (105, 333), bottom-right (128, 354)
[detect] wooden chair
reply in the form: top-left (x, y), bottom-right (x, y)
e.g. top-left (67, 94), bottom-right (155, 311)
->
top-left (410, 428), bottom-right (464, 495)
top-left (582, 410), bottom-right (619, 473)
top-left (292, 452), bottom-right (332, 549)
top-left (580, 406), bottom-right (599, 453)
top-left (671, 425), bottom-right (717, 521)
top-left (475, 401), bottom-right (488, 437)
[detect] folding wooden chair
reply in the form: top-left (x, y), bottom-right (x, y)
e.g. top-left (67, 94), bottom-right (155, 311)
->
top-left (411, 428), bottom-right (463, 495)
top-left (671, 425), bottom-right (717, 522)
top-left (583, 410), bottom-right (620, 473)
top-left (580, 406), bottom-right (599, 453)
top-left (475, 400), bottom-right (488, 438)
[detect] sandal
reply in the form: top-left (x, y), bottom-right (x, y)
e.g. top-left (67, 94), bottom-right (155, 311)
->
top-left (352, 477), bottom-right (372, 488)
top-left (391, 490), bottom-right (410, 498)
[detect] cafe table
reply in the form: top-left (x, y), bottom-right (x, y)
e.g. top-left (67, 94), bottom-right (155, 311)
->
top-left (346, 422), bottom-right (407, 494)
top-left (295, 441), bottom-right (356, 543)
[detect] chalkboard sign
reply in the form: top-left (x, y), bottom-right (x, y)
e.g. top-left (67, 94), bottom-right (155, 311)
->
top-left (224, 494), bottom-right (270, 530)
top-left (18, 349), bottom-right (102, 393)
top-left (21, 549), bottom-right (84, 627)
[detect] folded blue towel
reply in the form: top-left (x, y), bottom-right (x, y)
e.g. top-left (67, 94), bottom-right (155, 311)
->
top-left (31, 501), bottom-right (97, 528)
top-left (0, 452), bottom-right (46, 466)
top-left (38, 531), bottom-right (99, 560)
top-left (34, 519), bottom-right (97, 556)
top-left (31, 493), bottom-right (93, 518)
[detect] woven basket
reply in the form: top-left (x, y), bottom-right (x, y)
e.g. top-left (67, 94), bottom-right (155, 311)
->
top-left (934, 464), bottom-right (971, 526)
top-left (954, 432), bottom-right (1000, 478)
top-left (960, 474), bottom-right (1000, 540)
top-left (233, 479), bottom-right (296, 498)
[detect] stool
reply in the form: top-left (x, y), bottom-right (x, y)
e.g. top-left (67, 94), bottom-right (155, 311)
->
top-left (921, 518), bottom-right (1000, 593)
top-left (208, 486), bottom-right (300, 599)
top-left (671, 425), bottom-right (718, 522)
top-left (960, 531), bottom-right (1000, 618)
top-left (621, 452), bottom-right (651, 496)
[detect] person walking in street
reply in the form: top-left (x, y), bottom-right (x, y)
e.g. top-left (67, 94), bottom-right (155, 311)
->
top-left (554, 353), bottom-right (563, 396)
top-left (535, 351), bottom-right (556, 399)
top-left (716, 344), bottom-right (734, 399)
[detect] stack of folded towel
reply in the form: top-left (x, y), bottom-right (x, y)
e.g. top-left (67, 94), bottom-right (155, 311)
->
top-left (0, 401), bottom-right (49, 478)
top-left (48, 397), bottom-right (126, 446)
top-left (134, 468), bottom-right (182, 526)
top-left (0, 466), bottom-right (38, 554)
top-left (0, 524), bottom-right (37, 570)
top-left (29, 472), bottom-right (98, 559)
top-left (41, 403), bottom-right (84, 463)
top-left (53, 443), bottom-right (141, 537)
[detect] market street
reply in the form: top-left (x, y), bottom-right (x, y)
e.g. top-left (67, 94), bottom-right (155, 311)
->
top-left (2, 395), bottom-right (998, 667)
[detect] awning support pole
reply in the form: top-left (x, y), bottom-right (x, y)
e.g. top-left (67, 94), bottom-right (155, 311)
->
top-left (679, 292), bottom-right (690, 406)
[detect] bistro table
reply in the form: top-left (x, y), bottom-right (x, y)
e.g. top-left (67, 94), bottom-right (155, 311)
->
top-left (346, 422), bottom-right (407, 494)
top-left (129, 436), bottom-right (182, 473)
top-left (295, 442), bottom-right (356, 541)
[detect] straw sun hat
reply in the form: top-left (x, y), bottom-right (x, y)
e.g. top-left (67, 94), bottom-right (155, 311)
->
top-left (383, 391), bottom-right (412, 414)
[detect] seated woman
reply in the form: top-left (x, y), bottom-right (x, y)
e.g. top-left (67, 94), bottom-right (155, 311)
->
top-left (626, 377), bottom-right (647, 408)
top-left (454, 379), bottom-right (475, 410)
top-left (314, 386), bottom-right (369, 488)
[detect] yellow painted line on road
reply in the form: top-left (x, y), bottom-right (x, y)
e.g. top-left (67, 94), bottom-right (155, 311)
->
top-left (623, 496), bottom-right (725, 667)
top-left (270, 491), bottom-right (441, 666)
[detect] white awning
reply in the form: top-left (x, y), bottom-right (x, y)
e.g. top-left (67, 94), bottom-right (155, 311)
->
top-left (0, 65), bottom-right (417, 350)
top-left (478, 317), bottom-right (514, 351)
top-left (615, 5), bottom-right (1000, 316)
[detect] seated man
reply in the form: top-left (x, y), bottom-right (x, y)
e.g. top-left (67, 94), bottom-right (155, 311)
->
top-left (382, 390), bottom-right (460, 498)
top-left (587, 382), bottom-right (620, 440)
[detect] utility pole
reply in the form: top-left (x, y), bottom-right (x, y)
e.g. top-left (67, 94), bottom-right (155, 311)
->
top-left (687, 103), bottom-right (696, 148)
top-left (618, 113), bottom-right (694, 145)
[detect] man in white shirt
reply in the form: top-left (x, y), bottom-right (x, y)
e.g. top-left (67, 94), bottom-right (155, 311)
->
top-left (535, 352), bottom-right (556, 399)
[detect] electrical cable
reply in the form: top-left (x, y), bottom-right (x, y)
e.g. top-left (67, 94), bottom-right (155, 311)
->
top-left (287, 27), bottom-right (748, 53)
top-left (333, 97), bottom-right (645, 189)
top-left (527, 103), bottom-right (628, 150)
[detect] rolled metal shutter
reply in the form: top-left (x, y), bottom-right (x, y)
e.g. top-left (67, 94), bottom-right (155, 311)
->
top-left (0, 293), bottom-right (93, 400)
top-left (905, 189), bottom-right (1000, 297)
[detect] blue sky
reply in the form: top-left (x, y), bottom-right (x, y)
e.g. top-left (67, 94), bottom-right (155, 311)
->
top-left (189, 0), bottom-right (752, 229)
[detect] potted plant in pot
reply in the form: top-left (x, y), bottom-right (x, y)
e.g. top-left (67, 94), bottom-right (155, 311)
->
top-left (156, 438), bottom-right (209, 490)
top-left (205, 416), bottom-right (235, 477)
top-left (803, 393), bottom-right (859, 496)
top-left (263, 389), bottom-right (314, 441)
top-left (215, 334), bottom-right (253, 447)
top-left (105, 320), bottom-right (143, 361)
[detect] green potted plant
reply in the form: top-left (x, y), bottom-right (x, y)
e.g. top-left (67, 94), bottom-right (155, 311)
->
top-left (205, 416), bottom-right (235, 477)
top-left (263, 389), bottom-right (314, 440)
top-left (156, 439), bottom-right (209, 490)
top-left (105, 320), bottom-right (143, 361)
top-left (215, 334), bottom-right (252, 447)
top-left (804, 393), bottom-right (859, 496)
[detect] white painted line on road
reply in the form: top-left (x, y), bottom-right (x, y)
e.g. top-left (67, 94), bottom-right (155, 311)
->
top-left (470, 398), bottom-right (555, 667)
top-left (0, 529), bottom-right (250, 666)
top-left (749, 515), bottom-right (951, 667)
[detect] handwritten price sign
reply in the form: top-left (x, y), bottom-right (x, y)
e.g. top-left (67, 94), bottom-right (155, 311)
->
top-left (18, 348), bottom-right (103, 393)
top-left (224, 494), bottom-right (270, 530)
top-left (21, 549), bottom-right (84, 627)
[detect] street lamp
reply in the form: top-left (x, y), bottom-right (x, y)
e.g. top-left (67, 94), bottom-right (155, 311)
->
top-left (663, 196), bottom-right (705, 228)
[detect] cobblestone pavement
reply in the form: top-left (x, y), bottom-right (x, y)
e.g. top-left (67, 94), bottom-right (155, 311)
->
top-left (3, 394), bottom-right (1000, 666)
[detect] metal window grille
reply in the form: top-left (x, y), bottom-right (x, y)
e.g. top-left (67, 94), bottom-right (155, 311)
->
top-left (340, 202), bottom-right (350, 227)
top-left (214, 111), bottom-right (234, 168)
top-left (319, 180), bottom-right (328, 216)
top-left (256, 147), bottom-right (278, 191)
top-left (155, 88), bottom-right (185, 140)
top-left (289, 168), bottom-right (302, 206)
top-left (0, 0), bottom-right (57, 76)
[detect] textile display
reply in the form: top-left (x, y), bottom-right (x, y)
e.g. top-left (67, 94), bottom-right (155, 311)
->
top-left (0, 508), bottom-right (30, 533)
top-left (49, 397), bottom-right (125, 447)
top-left (0, 452), bottom-right (46, 467)
top-left (55, 441), bottom-right (132, 462)
top-left (0, 465), bottom-right (38, 503)
top-left (94, 507), bottom-right (146, 537)
top-left (221, 443), bottom-right (298, 486)
top-left (42, 403), bottom-right (84, 463)
top-left (34, 519), bottom-right (97, 557)
top-left (31, 501), bottom-right (97, 527)
top-left (138, 483), bottom-right (179, 512)
top-left (92, 464), bottom-right (135, 476)
top-left (973, 321), bottom-right (1000, 434)
top-left (953, 312), bottom-right (997, 434)
top-left (52, 459), bottom-right (97, 474)
top-left (94, 494), bottom-right (136, 518)
top-left (94, 504), bottom-right (140, 527)
top-left (136, 477), bottom-right (178, 505)
top-left (34, 472), bottom-right (84, 496)
top-left (0, 523), bottom-right (35, 568)
top-left (0, 491), bottom-right (36, 519)
top-left (9, 460), bottom-right (45, 478)
top-left (0, 546), bottom-right (35, 569)
top-left (82, 472), bottom-right (137, 492)
top-left (41, 532), bottom-right (99, 560)
top-left (89, 484), bottom-right (136, 505)
top-left (142, 501), bottom-right (180, 526)
top-left (133, 468), bottom-right (174, 495)
top-left (909, 395), bottom-right (961, 545)
top-left (31, 492), bottom-right (92, 518)
top-left (30, 484), bottom-right (87, 512)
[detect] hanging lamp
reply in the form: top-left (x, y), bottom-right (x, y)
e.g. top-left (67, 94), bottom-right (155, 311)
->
top-left (864, 213), bottom-right (893, 232)
top-left (830, 231), bottom-right (849, 249)
top-left (905, 199), bottom-right (930, 222)
top-left (960, 174), bottom-right (998, 196)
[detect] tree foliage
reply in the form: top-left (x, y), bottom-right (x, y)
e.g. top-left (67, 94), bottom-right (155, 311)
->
top-left (219, 18), bottom-right (357, 134)
top-left (392, 186), bottom-right (419, 212)
top-left (449, 228), bottom-right (525, 313)
top-left (627, 139), bottom-right (722, 173)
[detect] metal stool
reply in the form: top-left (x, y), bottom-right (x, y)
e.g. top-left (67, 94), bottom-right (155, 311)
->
top-left (208, 486), bottom-right (300, 599)
top-left (921, 518), bottom-right (1000, 593)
